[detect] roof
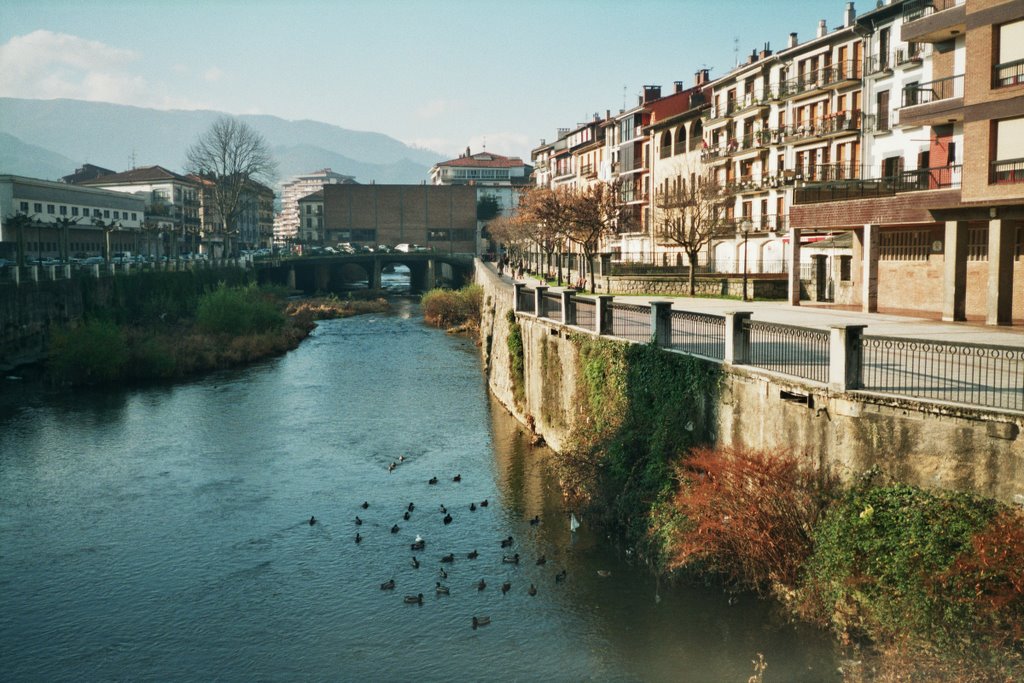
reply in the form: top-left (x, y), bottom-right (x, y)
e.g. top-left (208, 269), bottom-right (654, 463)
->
top-left (434, 152), bottom-right (527, 169)
top-left (61, 163), bottom-right (117, 184)
top-left (298, 189), bottom-right (324, 202)
top-left (78, 165), bottom-right (195, 186)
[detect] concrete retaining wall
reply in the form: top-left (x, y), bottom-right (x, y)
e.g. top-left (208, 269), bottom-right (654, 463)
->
top-left (476, 261), bottom-right (1024, 505)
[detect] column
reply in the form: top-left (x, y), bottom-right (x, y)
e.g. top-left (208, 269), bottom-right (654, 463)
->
top-left (370, 258), bottom-right (383, 290)
top-left (595, 295), bottom-right (614, 336)
top-left (810, 254), bottom-right (828, 302)
top-left (787, 227), bottom-right (802, 306)
top-left (987, 218), bottom-right (1014, 325)
top-left (942, 220), bottom-right (968, 322)
top-left (533, 285), bottom-right (548, 317)
top-left (828, 324), bottom-right (866, 392)
top-left (862, 223), bottom-right (879, 313)
top-left (649, 301), bottom-right (673, 347)
top-left (513, 283), bottom-right (526, 312)
top-left (724, 311), bottom-right (752, 365)
top-left (561, 289), bottom-right (575, 326)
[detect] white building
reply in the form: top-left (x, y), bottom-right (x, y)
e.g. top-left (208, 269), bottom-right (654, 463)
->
top-left (275, 168), bottom-right (356, 245)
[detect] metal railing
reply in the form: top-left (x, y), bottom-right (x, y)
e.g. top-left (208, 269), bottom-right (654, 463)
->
top-left (668, 311), bottom-right (726, 360)
top-left (861, 336), bottom-right (1024, 412)
top-left (902, 74), bottom-right (964, 107)
top-left (517, 287), bottom-right (536, 313)
top-left (777, 60), bottom-right (862, 99)
top-left (744, 319), bottom-right (830, 383)
top-left (992, 158), bottom-right (1024, 185)
top-left (571, 296), bottom-right (596, 330)
top-left (607, 302), bottom-right (651, 342)
top-left (903, 0), bottom-right (964, 22)
top-left (995, 58), bottom-right (1024, 87)
top-left (794, 165), bottom-right (962, 204)
top-left (540, 291), bottom-right (562, 319)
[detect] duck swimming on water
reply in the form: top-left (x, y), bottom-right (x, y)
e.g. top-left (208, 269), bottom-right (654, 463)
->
top-left (355, 533), bottom-right (362, 543)
top-left (469, 502), bottom-right (477, 512)
top-left (529, 515), bottom-right (540, 526)
top-left (435, 582), bottom-right (450, 595)
top-left (428, 477), bottom-right (438, 485)
top-left (480, 499), bottom-right (489, 507)
top-left (501, 581), bottom-right (511, 594)
top-left (408, 503), bottom-right (415, 512)
top-left (467, 549), bottom-right (478, 560)
top-left (500, 536), bottom-right (513, 548)
top-left (443, 513), bottom-right (453, 525)
top-left (380, 579), bottom-right (395, 590)
top-left (502, 553), bottom-right (520, 564)
top-left (555, 569), bottom-right (567, 583)
top-left (411, 556), bottom-right (420, 569)
top-left (309, 516), bottom-right (317, 526)
top-left (404, 593), bottom-right (424, 605)
top-left (355, 516), bottom-right (362, 525)
top-left (476, 579), bottom-right (486, 591)
top-left (472, 616), bottom-right (490, 629)
top-left (404, 511), bottom-right (410, 521)
top-left (361, 501), bottom-right (369, 510)
top-left (453, 474), bottom-right (461, 482)
top-left (391, 524), bottom-right (400, 534)
top-left (440, 553), bottom-right (455, 563)
top-left (528, 583), bottom-right (537, 596)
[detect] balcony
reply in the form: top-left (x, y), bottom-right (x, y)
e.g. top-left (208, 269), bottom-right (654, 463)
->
top-left (994, 58), bottom-right (1024, 88)
top-left (729, 214), bottom-right (788, 234)
top-left (793, 164), bottom-right (962, 204)
top-left (702, 100), bottom-right (738, 124)
top-left (899, 74), bottom-right (964, 126)
top-left (901, 0), bottom-right (965, 43)
top-left (992, 158), bottom-right (1024, 185)
top-left (579, 163), bottom-right (596, 179)
top-left (778, 61), bottom-right (862, 100)
top-left (733, 91), bottom-right (773, 115)
top-left (783, 110), bottom-right (865, 143)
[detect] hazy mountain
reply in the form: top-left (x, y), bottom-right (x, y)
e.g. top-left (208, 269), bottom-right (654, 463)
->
top-left (0, 98), bottom-right (443, 185)
top-left (0, 132), bottom-right (78, 181)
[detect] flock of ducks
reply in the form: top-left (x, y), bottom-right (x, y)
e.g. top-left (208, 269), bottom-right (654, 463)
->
top-left (311, 459), bottom-right (568, 630)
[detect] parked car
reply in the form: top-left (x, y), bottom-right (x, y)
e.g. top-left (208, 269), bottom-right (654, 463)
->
top-left (337, 242), bottom-right (356, 254)
top-left (81, 256), bottom-right (105, 265)
top-left (394, 243), bottom-right (412, 252)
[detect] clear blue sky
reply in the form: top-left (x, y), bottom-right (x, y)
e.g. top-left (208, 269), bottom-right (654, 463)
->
top-left (1, 0), bottom-right (852, 162)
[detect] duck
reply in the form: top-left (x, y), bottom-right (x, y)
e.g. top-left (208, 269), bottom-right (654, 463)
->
top-left (404, 594), bottom-right (424, 605)
top-left (440, 553), bottom-right (455, 563)
top-left (361, 501), bottom-right (369, 509)
top-left (597, 570), bottom-right (612, 578)
top-left (403, 511), bottom-right (410, 521)
top-left (528, 583), bottom-right (537, 596)
top-left (536, 555), bottom-right (546, 566)
top-left (408, 503), bottom-right (415, 512)
top-left (501, 581), bottom-right (511, 595)
top-left (391, 524), bottom-right (400, 534)
top-left (399, 455), bottom-right (406, 462)
top-left (476, 579), bottom-right (486, 591)
top-left (467, 549), bottom-right (478, 560)
top-left (436, 582), bottom-right (450, 595)
top-left (502, 553), bottom-right (520, 564)
top-left (355, 533), bottom-right (362, 543)
top-left (355, 516), bottom-right (363, 526)
top-left (428, 477), bottom-right (438, 485)
top-left (500, 536), bottom-right (513, 548)
top-left (480, 499), bottom-right (489, 507)
top-left (453, 474), bottom-right (461, 482)
top-left (380, 579), bottom-right (395, 590)
top-left (309, 516), bottom-right (317, 526)
top-left (411, 556), bottom-right (420, 569)
top-left (387, 462), bottom-right (396, 472)
top-left (469, 502), bottom-right (477, 512)
top-left (443, 513), bottom-right (453, 525)
top-left (529, 515), bottom-right (540, 526)
top-left (439, 567), bottom-right (448, 579)
top-left (555, 569), bottom-right (567, 583)
top-left (411, 538), bottom-right (425, 551)
top-left (439, 504), bottom-right (447, 514)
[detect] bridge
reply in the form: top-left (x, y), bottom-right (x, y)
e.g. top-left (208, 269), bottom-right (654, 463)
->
top-left (254, 252), bottom-right (475, 294)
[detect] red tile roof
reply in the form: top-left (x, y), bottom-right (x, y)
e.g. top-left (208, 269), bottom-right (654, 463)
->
top-left (435, 152), bottom-right (526, 169)
top-left (78, 165), bottom-right (194, 185)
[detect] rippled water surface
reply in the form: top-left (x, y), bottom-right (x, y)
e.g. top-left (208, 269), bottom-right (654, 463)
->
top-left (0, 299), bottom-right (840, 681)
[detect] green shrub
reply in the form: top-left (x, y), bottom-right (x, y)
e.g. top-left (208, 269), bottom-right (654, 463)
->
top-left (803, 479), bottom-right (999, 650)
top-left (421, 284), bottom-right (483, 329)
top-left (48, 318), bottom-right (127, 385)
top-left (506, 310), bottom-right (525, 405)
top-left (196, 283), bottom-right (285, 336)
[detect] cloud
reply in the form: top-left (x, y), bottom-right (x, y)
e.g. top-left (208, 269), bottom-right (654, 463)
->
top-left (0, 30), bottom-right (200, 109)
top-left (203, 67), bottom-right (224, 83)
top-left (467, 131), bottom-right (533, 158)
top-left (415, 98), bottom-right (455, 119)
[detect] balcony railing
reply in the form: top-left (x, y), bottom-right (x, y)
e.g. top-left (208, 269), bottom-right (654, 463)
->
top-left (579, 163), bottom-right (596, 178)
top-left (794, 164), bottom-right (962, 204)
top-left (901, 74), bottom-right (964, 107)
top-left (994, 58), bottom-right (1024, 88)
top-left (783, 110), bottom-right (864, 142)
top-left (992, 158), bottom-right (1024, 185)
top-left (703, 100), bottom-right (739, 121)
top-left (778, 60), bottom-right (862, 99)
top-left (902, 0), bottom-right (964, 22)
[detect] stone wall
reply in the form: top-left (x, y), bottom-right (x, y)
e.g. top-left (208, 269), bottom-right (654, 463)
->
top-left (0, 278), bottom-right (86, 371)
top-left (476, 260), bottom-right (1024, 505)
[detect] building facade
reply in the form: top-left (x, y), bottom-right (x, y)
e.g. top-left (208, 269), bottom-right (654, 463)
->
top-left (275, 169), bottom-right (357, 245)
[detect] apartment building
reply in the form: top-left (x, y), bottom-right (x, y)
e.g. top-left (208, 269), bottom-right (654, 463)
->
top-left (275, 169), bottom-right (357, 244)
top-left (297, 190), bottom-right (324, 245)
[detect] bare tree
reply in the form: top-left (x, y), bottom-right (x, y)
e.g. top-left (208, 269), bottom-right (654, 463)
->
top-left (654, 170), bottom-right (732, 295)
top-left (186, 116), bottom-right (276, 257)
top-left (514, 186), bottom-right (572, 285)
top-left (563, 180), bottom-right (627, 293)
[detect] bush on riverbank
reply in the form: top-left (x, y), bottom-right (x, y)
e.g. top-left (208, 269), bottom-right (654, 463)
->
top-left (48, 318), bottom-right (129, 385)
top-left (507, 309), bottom-right (525, 407)
top-left (196, 283), bottom-right (285, 335)
top-left (421, 285), bottom-right (482, 334)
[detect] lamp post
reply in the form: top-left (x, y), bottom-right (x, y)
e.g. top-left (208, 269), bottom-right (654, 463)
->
top-left (740, 219), bottom-right (752, 302)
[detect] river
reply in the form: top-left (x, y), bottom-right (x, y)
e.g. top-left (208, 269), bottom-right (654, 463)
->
top-left (0, 298), bottom-right (840, 682)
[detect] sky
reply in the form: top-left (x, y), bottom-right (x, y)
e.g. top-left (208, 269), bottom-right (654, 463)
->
top-left (1, 0), bottom-right (852, 163)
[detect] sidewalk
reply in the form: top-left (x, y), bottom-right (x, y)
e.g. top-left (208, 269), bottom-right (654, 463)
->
top-left (494, 265), bottom-right (1024, 349)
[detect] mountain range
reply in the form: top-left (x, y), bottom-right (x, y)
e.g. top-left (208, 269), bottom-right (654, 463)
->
top-left (0, 98), bottom-right (445, 187)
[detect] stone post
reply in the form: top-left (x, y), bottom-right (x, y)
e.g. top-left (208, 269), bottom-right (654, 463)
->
top-left (650, 301), bottom-right (673, 347)
top-left (942, 220), bottom-right (968, 321)
top-left (534, 285), bottom-right (548, 318)
top-left (595, 295), bottom-right (614, 336)
top-left (828, 324), bottom-right (866, 392)
top-left (987, 218), bottom-right (1014, 325)
top-left (561, 289), bottom-right (576, 326)
top-left (11, 266), bottom-right (20, 285)
top-left (91, 264), bottom-right (100, 278)
top-left (29, 265), bottom-right (39, 282)
top-left (513, 283), bottom-right (526, 312)
top-left (724, 311), bottom-right (753, 365)
top-left (287, 266), bottom-right (296, 291)
top-left (862, 223), bottom-right (879, 313)
top-left (810, 254), bottom-right (828, 302)
top-left (63, 264), bottom-right (71, 279)
top-left (787, 227), bottom-right (802, 305)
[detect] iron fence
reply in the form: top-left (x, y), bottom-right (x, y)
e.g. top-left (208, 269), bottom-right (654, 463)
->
top-left (668, 311), bottom-right (726, 360)
top-left (992, 158), bottom-right (1024, 185)
top-left (571, 296), bottom-right (596, 330)
top-left (607, 302), bottom-right (651, 342)
top-left (517, 287), bottom-right (536, 314)
top-left (902, 74), bottom-right (964, 107)
top-left (744, 319), bottom-right (830, 383)
top-left (540, 291), bottom-right (562, 320)
top-left (995, 58), bottom-right (1024, 88)
top-left (860, 336), bottom-right (1024, 412)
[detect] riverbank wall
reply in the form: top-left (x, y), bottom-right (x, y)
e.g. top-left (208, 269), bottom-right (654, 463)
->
top-left (476, 260), bottom-right (1024, 505)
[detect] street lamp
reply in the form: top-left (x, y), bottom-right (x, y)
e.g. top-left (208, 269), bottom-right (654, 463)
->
top-left (740, 219), bottom-right (752, 302)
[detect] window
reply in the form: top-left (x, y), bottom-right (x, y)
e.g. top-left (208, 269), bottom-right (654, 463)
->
top-left (103, 210), bottom-right (110, 218)
top-left (94, 209), bottom-right (101, 217)
top-left (351, 229), bottom-right (375, 241)
top-left (968, 226), bottom-right (989, 261)
top-left (995, 19), bottom-right (1024, 86)
top-left (839, 255), bottom-right (852, 281)
top-left (34, 203), bottom-right (42, 213)
top-left (19, 201), bottom-right (28, 212)
top-left (72, 207), bottom-right (79, 216)
top-left (47, 204), bottom-right (55, 214)
top-left (113, 211), bottom-right (120, 219)
top-left (132, 213), bottom-right (137, 221)
top-left (427, 230), bottom-right (450, 241)
top-left (879, 229), bottom-right (929, 260)
top-left (451, 229), bottom-right (475, 241)
top-left (992, 117), bottom-right (1024, 183)
top-left (876, 91), bottom-right (890, 131)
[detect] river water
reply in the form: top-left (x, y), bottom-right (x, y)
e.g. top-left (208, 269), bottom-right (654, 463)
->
top-left (0, 297), bottom-right (840, 682)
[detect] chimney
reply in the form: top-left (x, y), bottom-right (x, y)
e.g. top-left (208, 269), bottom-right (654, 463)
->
top-left (465, 146), bottom-right (471, 157)
top-left (788, 32), bottom-right (798, 48)
top-left (817, 19), bottom-right (827, 38)
top-left (845, 2), bottom-right (855, 27)
top-left (643, 85), bottom-right (662, 103)
top-left (760, 42), bottom-right (773, 60)
top-left (674, 80), bottom-right (684, 93)
top-left (748, 48), bottom-right (758, 65)
top-left (694, 68), bottom-right (710, 86)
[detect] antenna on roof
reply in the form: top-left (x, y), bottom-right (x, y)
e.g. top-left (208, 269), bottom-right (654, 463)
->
top-left (623, 85), bottom-right (628, 111)
top-left (733, 35), bottom-right (740, 67)
top-left (130, 147), bottom-right (137, 170)
top-left (482, 136), bottom-right (487, 151)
